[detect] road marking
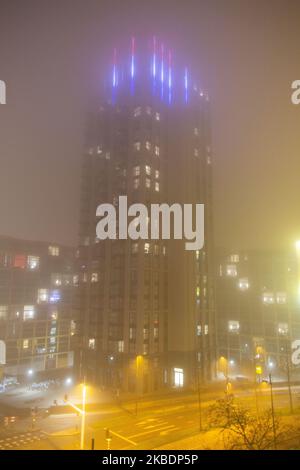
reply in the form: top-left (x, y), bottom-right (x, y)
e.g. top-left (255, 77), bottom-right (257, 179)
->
top-left (106, 429), bottom-right (137, 446)
top-left (129, 424), bottom-right (177, 439)
top-left (160, 426), bottom-right (179, 436)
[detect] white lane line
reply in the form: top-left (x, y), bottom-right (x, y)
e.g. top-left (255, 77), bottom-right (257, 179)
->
top-left (160, 427), bottom-right (180, 436)
top-left (129, 424), bottom-right (177, 439)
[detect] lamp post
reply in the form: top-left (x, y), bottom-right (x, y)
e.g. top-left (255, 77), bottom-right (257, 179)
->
top-left (269, 373), bottom-right (277, 450)
top-left (284, 338), bottom-right (294, 414)
top-left (196, 366), bottom-right (203, 432)
top-left (64, 381), bottom-right (87, 450)
top-left (80, 381), bottom-right (87, 450)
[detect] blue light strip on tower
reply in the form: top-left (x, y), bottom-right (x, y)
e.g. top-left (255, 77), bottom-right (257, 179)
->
top-left (184, 67), bottom-right (188, 104)
top-left (131, 37), bottom-right (135, 78)
top-left (113, 48), bottom-right (117, 87)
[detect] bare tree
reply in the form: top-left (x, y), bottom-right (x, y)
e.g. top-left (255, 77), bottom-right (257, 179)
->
top-left (208, 396), bottom-right (291, 450)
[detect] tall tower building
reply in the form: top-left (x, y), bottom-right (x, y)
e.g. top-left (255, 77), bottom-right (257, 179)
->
top-left (76, 38), bottom-right (215, 393)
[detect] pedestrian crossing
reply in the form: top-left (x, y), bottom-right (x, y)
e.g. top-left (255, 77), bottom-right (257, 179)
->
top-left (128, 417), bottom-right (180, 439)
top-left (0, 431), bottom-right (47, 450)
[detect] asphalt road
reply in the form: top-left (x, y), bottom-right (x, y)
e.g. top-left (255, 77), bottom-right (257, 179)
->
top-left (1, 385), bottom-right (300, 450)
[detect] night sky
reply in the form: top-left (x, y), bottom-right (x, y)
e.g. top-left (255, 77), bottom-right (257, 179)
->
top-left (0, 0), bottom-right (300, 250)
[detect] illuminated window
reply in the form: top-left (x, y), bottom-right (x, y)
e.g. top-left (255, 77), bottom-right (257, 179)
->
top-left (133, 165), bottom-right (140, 176)
top-left (51, 311), bottom-right (58, 320)
top-left (143, 328), bottom-right (149, 340)
top-left (155, 112), bottom-right (160, 121)
top-left (27, 255), bottom-right (39, 270)
top-left (51, 274), bottom-right (62, 286)
top-left (196, 250), bottom-right (200, 260)
top-left (88, 338), bottom-right (95, 350)
top-left (70, 320), bottom-right (76, 336)
top-left (13, 255), bottom-right (26, 269)
top-left (228, 320), bottom-right (240, 333)
top-left (133, 178), bottom-right (140, 189)
top-left (276, 292), bottom-right (287, 304)
top-left (23, 305), bottom-right (35, 321)
top-left (144, 243), bottom-right (151, 254)
top-left (91, 273), bottom-right (98, 283)
top-left (0, 306), bottom-right (7, 320)
top-left (154, 145), bottom-right (160, 156)
top-left (154, 245), bottom-right (159, 255)
top-left (226, 264), bottom-right (237, 277)
top-left (204, 325), bottom-right (209, 335)
top-left (145, 178), bottom-right (151, 189)
top-left (197, 325), bottom-right (202, 336)
top-left (134, 141), bottom-right (141, 151)
top-left (263, 292), bottom-right (274, 305)
top-left (145, 165), bottom-right (151, 175)
top-left (146, 141), bottom-right (151, 150)
top-left (118, 340), bottom-right (124, 352)
top-left (49, 290), bottom-right (61, 303)
top-left (238, 278), bottom-right (249, 291)
top-left (278, 323), bottom-right (288, 335)
top-left (134, 107), bottom-right (141, 117)
top-left (37, 289), bottom-right (49, 303)
top-left (162, 246), bottom-right (166, 256)
top-left (96, 146), bottom-right (102, 155)
top-left (154, 327), bottom-right (159, 338)
top-left (23, 339), bottom-right (29, 349)
top-left (230, 254), bottom-right (239, 263)
top-left (129, 327), bottom-right (135, 340)
top-left (48, 246), bottom-right (60, 256)
top-left (155, 170), bottom-right (159, 179)
top-left (196, 287), bottom-right (200, 297)
top-left (155, 182), bottom-right (160, 192)
top-left (174, 368), bottom-right (184, 387)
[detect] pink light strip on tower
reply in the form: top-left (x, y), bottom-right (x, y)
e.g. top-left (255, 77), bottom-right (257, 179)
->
top-left (131, 37), bottom-right (135, 78)
top-left (168, 50), bottom-right (172, 103)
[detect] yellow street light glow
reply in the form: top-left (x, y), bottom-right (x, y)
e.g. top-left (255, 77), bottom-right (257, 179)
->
top-left (80, 383), bottom-right (87, 450)
top-left (295, 241), bottom-right (300, 302)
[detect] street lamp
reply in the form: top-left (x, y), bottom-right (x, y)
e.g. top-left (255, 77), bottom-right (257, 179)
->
top-left (135, 355), bottom-right (143, 415)
top-left (64, 381), bottom-right (87, 450)
top-left (268, 374), bottom-right (277, 450)
top-left (80, 382), bottom-right (87, 450)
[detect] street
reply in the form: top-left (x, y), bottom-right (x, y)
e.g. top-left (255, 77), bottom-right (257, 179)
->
top-left (1, 383), bottom-right (300, 450)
